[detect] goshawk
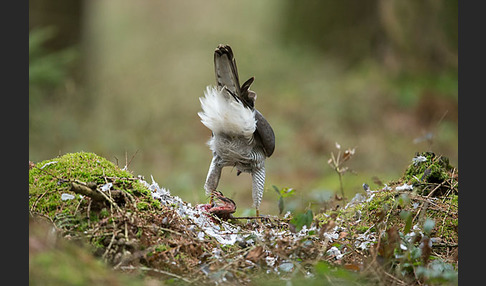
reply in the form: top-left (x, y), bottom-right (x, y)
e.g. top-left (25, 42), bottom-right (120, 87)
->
top-left (198, 44), bottom-right (275, 217)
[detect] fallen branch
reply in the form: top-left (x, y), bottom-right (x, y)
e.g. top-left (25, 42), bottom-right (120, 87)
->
top-left (119, 265), bottom-right (192, 283)
top-left (70, 182), bottom-right (105, 202)
top-left (230, 216), bottom-right (274, 220)
top-left (70, 181), bottom-right (124, 212)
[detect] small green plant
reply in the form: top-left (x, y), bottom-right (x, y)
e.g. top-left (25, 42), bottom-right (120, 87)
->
top-left (390, 209), bottom-right (457, 284)
top-left (327, 142), bottom-right (356, 201)
top-left (272, 186), bottom-right (313, 232)
top-left (290, 209), bottom-right (313, 232)
top-left (272, 185), bottom-right (296, 215)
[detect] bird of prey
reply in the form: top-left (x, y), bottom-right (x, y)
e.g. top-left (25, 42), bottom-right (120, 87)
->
top-left (198, 44), bottom-right (275, 217)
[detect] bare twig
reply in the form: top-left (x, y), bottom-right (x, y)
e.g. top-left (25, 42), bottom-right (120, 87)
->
top-left (86, 198), bottom-right (92, 228)
top-left (31, 188), bottom-right (56, 212)
top-left (102, 230), bottom-right (118, 260)
top-left (383, 270), bottom-right (408, 285)
top-left (124, 150), bottom-right (139, 170)
top-left (426, 180), bottom-right (447, 198)
top-left (120, 265), bottom-right (192, 283)
top-left (413, 201), bottom-right (429, 225)
top-left (103, 176), bottom-right (139, 182)
top-left (230, 215), bottom-right (276, 220)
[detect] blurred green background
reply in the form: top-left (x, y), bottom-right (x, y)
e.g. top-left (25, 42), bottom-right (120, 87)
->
top-left (29, 0), bottom-right (457, 216)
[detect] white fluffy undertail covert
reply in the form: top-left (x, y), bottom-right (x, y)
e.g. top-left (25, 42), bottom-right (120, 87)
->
top-left (198, 86), bottom-right (256, 139)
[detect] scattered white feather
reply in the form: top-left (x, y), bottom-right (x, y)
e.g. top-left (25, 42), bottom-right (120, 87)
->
top-left (396, 183), bottom-right (413, 191)
top-left (382, 184), bottom-right (392, 191)
top-left (345, 193), bottom-right (367, 209)
top-left (141, 176), bottom-right (239, 245)
top-left (355, 233), bottom-right (377, 251)
top-left (61, 193), bottom-right (75, 201)
top-left (143, 175), bottom-right (171, 200)
top-left (137, 176), bottom-right (377, 253)
top-left (326, 246), bottom-right (343, 260)
top-left (100, 183), bottom-right (112, 192)
top-left (265, 256), bottom-right (277, 267)
top-left (322, 229), bottom-right (340, 241)
top-left (40, 161), bottom-right (58, 169)
top-left (366, 194), bottom-right (376, 202)
top-left (412, 155), bottom-right (427, 166)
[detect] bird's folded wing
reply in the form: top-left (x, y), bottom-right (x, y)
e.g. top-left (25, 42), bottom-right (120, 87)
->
top-left (255, 110), bottom-right (275, 157)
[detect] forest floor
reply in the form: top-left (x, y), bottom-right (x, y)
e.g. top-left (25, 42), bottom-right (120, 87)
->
top-left (29, 151), bottom-right (458, 285)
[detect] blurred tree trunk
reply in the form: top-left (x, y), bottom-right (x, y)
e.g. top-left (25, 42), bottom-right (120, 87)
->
top-left (377, 0), bottom-right (458, 73)
top-left (281, 0), bottom-right (384, 66)
top-left (29, 0), bottom-right (86, 84)
top-left (281, 0), bottom-right (457, 73)
top-left (29, 0), bottom-right (84, 52)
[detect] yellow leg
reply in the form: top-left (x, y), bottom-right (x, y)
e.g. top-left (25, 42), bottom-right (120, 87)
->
top-left (208, 190), bottom-right (216, 205)
top-left (256, 209), bottom-right (260, 217)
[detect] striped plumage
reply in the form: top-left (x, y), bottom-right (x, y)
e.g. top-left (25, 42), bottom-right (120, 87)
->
top-left (198, 44), bottom-right (275, 216)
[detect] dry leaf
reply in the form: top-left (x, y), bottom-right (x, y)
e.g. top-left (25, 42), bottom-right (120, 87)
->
top-left (246, 246), bottom-right (264, 263)
top-left (339, 231), bottom-right (348, 239)
top-left (343, 263), bottom-right (361, 272)
top-left (319, 220), bottom-right (336, 239)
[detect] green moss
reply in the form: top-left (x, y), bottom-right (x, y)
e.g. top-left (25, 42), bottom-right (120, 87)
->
top-left (99, 208), bottom-right (110, 218)
top-left (136, 202), bottom-right (149, 211)
top-left (154, 244), bottom-right (169, 252)
top-left (403, 152), bottom-right (455, 196)
top-left (151, 199), bottom-right (161, 209)
top-left (29, 152), bottom-right (157, 220)
top-left (314, 152), bottom-right (458, 281)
